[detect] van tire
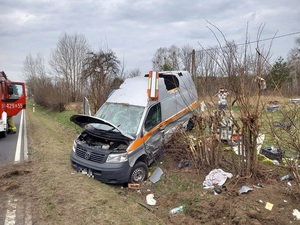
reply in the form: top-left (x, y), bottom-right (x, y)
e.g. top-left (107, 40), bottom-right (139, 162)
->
top-left (187, 119), bottom-right (194, 131)
top-left (129, 161), bottom-right (148, 183)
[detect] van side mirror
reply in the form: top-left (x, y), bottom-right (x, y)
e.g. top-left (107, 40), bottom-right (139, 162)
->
top-left (83, 97), bottom-right (91, 116)
top-left (8, 84), bottom-right (14, 95)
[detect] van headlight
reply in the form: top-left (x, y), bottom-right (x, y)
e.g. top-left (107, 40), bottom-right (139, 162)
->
top-left (106, 152), bottom-right (128, 163)
top-left (72, 140), bottom-right (77, 152)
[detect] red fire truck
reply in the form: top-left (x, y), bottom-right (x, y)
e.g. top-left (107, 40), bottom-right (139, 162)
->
top-left (0, 71), bottom-right (26, 137)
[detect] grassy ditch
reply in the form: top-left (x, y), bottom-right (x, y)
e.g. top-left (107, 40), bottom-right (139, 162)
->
top-left (22, 101), bottom-right (166, 225)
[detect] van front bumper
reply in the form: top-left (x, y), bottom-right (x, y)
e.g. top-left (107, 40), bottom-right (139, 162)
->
top-left (70, 150), bottom-right (132, 184)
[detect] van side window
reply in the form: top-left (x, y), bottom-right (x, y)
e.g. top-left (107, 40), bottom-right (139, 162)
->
top-left (163, 75), bottom-right (179, 91)
top-left (144, 103), bottom-right (162, 132)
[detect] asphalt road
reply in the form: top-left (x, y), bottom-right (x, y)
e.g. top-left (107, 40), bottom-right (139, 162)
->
top-left (0, 109), bottom-right (32, 225)
top-left (0, 110), bottom-right (29, 164)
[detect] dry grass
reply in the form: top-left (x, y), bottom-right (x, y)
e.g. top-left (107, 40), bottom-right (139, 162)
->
top-left (13, 106), bottom-right (166, 225)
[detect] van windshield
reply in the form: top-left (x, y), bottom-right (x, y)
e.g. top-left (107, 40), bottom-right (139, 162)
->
top-left (94, 102), bottom-right (145, 136)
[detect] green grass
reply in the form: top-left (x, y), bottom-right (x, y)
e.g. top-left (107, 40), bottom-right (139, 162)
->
top-left (27, 99), bottom-right (80, 131)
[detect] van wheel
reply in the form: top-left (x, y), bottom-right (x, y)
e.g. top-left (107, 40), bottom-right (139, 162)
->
top-left (129, 162), bottom-right (148, 183)
top-left (187, 119), bottom-right (194, 131)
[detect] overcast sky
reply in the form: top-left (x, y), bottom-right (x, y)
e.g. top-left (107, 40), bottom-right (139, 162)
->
top-left (1, 0), bottom-right (299, 81)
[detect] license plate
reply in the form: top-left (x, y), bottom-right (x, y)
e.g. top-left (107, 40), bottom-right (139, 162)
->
top-left (79, 167), bottom-right (94, 178)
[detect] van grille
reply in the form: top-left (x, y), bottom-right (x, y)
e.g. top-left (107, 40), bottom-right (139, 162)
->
top-left (76, 146), bottom-right (106, 163)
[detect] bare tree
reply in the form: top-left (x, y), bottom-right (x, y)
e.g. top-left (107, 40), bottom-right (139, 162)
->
top-left (178, 24), bottom-right (272, 177)
top-left (152, 45), bottom-right (181, 71)
top-left (180, 45), bottom-right (193, 72)
top-left (287, 37), bottom-right (300, 94)
top-left (82, 50), bottom-right (121, 113)
top-left (168, 45), bottom-right (181, 70)
top-left (23, 53), bottom-right (68, 111)
top-left (126, 68), bottom-right (142, 78)
top-left (23, 53), bottom-right (46, 98)
top-left (49, 33), bottom-right (90, 102)
top-left (152, 47), bottom-right (169, 71)
top-left (194, 46), bottom-right (220, 96)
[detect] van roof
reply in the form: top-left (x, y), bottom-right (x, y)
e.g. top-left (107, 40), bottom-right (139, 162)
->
top-left (106, 71), bottom-right (195, 107)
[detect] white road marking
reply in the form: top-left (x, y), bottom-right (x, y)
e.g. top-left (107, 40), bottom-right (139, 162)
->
top-left (23, 111), bottom-right (29, 161)
top-left (25, 202), bottom-right (32, 225)
top-left (14, 110), bottom-right (24, 162)
top-left (4, 198), bottom-right (17, 225)
top-left (6, 110), bottom-right (33, 225)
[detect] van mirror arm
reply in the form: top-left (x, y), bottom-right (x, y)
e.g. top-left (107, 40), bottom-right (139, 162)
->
top-left (159, 125), bottom-right (165, 131)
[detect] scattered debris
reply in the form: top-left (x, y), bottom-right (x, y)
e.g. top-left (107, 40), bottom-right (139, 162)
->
top-left (290, 98), bottom-right (300, 104)
top-left (265, 202), bottom-right (273, 211)
top-left (149, 167), bottom-right (163, 183)
top-left (266, 105), bottom-right (279, 112)
top-left (213, 185), bottom-right (227, 195)
top-left (233, 133), bottom-right (264, 156)
top-left (203, 169), bottom-right (233, 189)
top-left (239, 186), bottom-right (253, 194)
top-left (138, 202), bottom-right (153, 211)
top-left (274, 123), bottom-right (291, 131)
top-left (292, 209), bottom-right (300, 220)
top-left (178, 159), bottom-right (192, 169)
top-left (128, 183), bottom-right (141, 189)
top-left (279, 174), bottom-right (293, 182)
top-left (261, 146), bottom-right (283, 163)
top-left (253, 183), bottom-right (264, 189)
top-left (214, 187), bottom-right (222, 195)
top-left (200, 101), bottom-right (206, 111)
top-left (256, 133), bottom-right (265, 154)
top-left (169, 205), bottom-right (185, 214)
top-left (146, 194), bottom-right (156, 206)
top-left (258, 199), bottom-right (263, 204)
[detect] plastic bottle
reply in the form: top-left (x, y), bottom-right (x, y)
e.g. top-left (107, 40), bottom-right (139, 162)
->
top-left (169, 205), bottom-right (185, 214)
top-left (279, 174), bottom-right (293, 181)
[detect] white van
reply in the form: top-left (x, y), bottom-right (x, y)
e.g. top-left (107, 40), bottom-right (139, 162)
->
top-left (70, 71), bottom-right (200, 184)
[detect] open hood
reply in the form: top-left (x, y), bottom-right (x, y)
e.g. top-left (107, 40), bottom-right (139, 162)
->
top-left (70, 114), bottom-right (134, 140)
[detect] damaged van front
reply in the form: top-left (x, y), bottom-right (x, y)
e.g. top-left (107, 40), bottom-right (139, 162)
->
top-left (70, 71), bottom-right (200, 184)
top-left (70, 103), bottom-right (146, 184)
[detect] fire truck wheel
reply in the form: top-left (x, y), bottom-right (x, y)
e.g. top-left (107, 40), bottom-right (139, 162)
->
top-left (0, 130), bottom-right (7, 138)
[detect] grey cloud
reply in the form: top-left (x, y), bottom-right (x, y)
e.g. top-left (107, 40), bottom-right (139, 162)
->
top-left (0, 0), bottom-right (299, 80)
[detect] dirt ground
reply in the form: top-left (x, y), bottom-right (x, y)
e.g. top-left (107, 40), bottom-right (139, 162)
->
top-left (0, 106), bottom-right (300, 225)
top-left (118, 154), bottom-right (300, 225)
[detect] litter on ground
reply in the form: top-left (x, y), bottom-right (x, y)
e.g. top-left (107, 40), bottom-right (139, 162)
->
top-left (203, 169), bottom-right (233, 189)
top-left (146, 194), bottom-right (156, 206)
top-left (169, 205), bottom-right (185, 214)
top-left (265, 202), bottom-right (273, 211)
top-left (233, 133), bottom-right (265, 156)
top-left (239, 185), bottom-right (254, 194)
top-left (149, 167), bottom-right (163, 183)
top-left (292, 209), bottom-right (300, 220)
top-left (266, 105), bottom-right (279, 112)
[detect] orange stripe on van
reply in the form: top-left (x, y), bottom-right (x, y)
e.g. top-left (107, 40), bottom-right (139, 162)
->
top-left (127, 99), bottom-right (200, 153)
